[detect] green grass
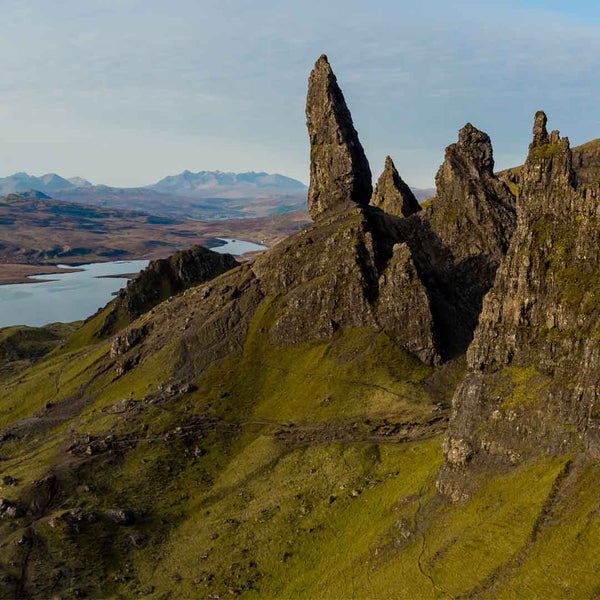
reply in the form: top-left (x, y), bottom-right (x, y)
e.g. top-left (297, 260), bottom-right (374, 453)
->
top-left (125, 438), bottom-right (444, 599)
top-left (529, 143), bottom-right (562, 159)
top-left (193, 295), bottom-right (435, 425)
top-left (493, 461), bottom-right (600, 598)
top-left (500, 365), bottom-right (551, 409)
top-left (0, 289), bottom-right (593, 599)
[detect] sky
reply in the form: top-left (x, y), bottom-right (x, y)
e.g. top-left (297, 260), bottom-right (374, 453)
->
top-left (1, 0), bottom-right (599, 188)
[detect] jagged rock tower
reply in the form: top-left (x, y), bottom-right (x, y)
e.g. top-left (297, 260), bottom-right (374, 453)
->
top-left (306, 55), bottom-right (372, 220)
top-left (438, 111), bottom-right (600, 500)
top-left (371, 155), bottom-right (421, 217)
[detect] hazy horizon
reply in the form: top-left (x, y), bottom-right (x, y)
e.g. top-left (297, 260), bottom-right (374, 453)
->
top-left (2, 0), bottom-right (600, 188)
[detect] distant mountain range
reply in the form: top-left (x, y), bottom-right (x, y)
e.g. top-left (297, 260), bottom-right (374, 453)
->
top-left (0, 170), bottom-right (433, 220)
top-left (0, 171), bottom-right (308, 220)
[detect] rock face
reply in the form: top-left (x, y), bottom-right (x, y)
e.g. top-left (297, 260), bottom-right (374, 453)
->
top-left (98, 245), bottom-right (239, 336)
top-left (396, 123), bottom-right (516, 358)
top-left (497, 116), bottom-right (600, 192)
top-left (306, 55), bottom-right (372, 220)
top-left (250, 206), bottom-right (438, 364)
top-left (371, 156), bottom-right (421, 217)
top-left (96, 71), bottom-right (520, 377)
top-left (439, 112), bottom-right (600, 500)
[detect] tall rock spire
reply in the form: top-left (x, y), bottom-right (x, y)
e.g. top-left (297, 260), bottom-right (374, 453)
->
top-left (306, 54), bottom-right (372, 220)
top-left (371, 155), bottom-right (421, 217)
top-left (523, 110), bottom-right (574, 193)
top-left (531, 110), bottom-right (549, 147)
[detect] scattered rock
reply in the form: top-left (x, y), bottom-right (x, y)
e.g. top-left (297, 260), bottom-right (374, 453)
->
top-left (129, 531), bottom-right (148, 548)
top-left (105, 509), bottom-right (134, 525)
top-left (0, 498), bottom-right (25, 519)
top-left (110, 326), bottom-right (147, 358)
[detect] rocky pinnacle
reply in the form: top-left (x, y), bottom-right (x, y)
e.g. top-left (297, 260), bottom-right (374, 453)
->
top-left (371, 155), bottom-right (421, 217)
top-left (306, 54), bottom-right (372, 220)
top-left (456, 122), bottom-right (494, 174)
top-left (531, 110), bottom-right (549, 147)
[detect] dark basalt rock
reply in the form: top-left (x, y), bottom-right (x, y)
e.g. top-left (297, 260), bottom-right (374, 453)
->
top-left (375, 242), bottom-right (436, 364)
top-left (98, 245), bottom-right (239, 337)
top-left (531, 110), bottom-right (549, 147)
top-left (371, 156), bottom-right (421, 218)
top-left (439, 112), bottom-right (600, 500)
top-left (396, 122), bottom-right (517, 359)
top-left (306, 55), bottom-right (372, 220)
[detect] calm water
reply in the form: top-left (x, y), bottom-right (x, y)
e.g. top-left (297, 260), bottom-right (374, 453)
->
top-left (0, 239), bottom-right (268, 328)
top-left (211, 238), bottom-right (267, 255)
top-left (0, 260), bottom-right (149, 328)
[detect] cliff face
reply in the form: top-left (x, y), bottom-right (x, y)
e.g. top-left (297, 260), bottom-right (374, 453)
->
top-left (439, 112), bottom-right (600, 499)
top-left (389, 123), bottom-right (517, 359)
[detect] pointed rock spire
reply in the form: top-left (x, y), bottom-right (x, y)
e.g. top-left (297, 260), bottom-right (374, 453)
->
top-left (531, 110), bottom-right (549, 147)
top-left (306, 54), bottom-right (372, 220)
top-left (371, 155), bottom-right (421, 217)
top-left (456, 122), bottom-right (494, 175)
top-left (524, 111), bottom-right (574, 191)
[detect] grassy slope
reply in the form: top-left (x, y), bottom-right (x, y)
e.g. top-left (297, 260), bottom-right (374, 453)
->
top-left (0, 293), bottom-right (597, 599)
top-left (0, 321), bottom-right (81, 381)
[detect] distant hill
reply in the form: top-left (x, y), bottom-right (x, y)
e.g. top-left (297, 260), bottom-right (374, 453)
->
top-left (0, 170), bottom-right (308, 220)
top-left (0, 170), bottom-right (432, 219)
top-left (412, 186), bottom-right (436, 203)
top-left (0, 172), bottom-right (74, 194)
top-left (0, 191), bottom-right (309, 266)
top-left (148, 170), bottom-right (307, 198)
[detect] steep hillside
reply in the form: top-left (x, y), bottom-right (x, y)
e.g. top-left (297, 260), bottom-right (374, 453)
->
top-left (2, 57), bottom-right (600, 600)
top-left (0, 322), bottom-right (80, 380)
top-left (97, 246), bottom-right (239, 337)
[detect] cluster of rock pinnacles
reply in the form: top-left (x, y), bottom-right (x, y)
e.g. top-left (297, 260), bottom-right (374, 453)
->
top-left (305, 53), bottom-right (598, 499)
top-left (306, 54), bottom-right (421, 220)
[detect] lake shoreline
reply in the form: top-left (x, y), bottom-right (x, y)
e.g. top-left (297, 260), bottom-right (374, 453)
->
top-left (0, 239), bottom-right (268, 286)
top-left (0, 264), bottom-right (83, 286)
top-left (0, 260), bottom-right (151, 328)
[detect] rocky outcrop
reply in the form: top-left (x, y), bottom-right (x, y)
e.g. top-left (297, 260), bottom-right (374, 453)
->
top-left (375, 243), bottom-right (436, 363)
top-left (497, 119), bottom-right (600, 193)
top-left (306, 55), bottom-right (372, 220)
top-left (98, 245), bottom-right (239, 336)
top-left (250, 206), bottom-right (439, 364)
top-left (439, 112), bottom-right (600, 500)
top-left (371, 156), bottom-right (421, 217)
top-left (393, 123), bottom-right (517, 359)
top-left (100, 72), bottom-right (522, 374)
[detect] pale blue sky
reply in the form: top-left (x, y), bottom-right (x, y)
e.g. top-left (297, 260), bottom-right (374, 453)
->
top-left (1, 0), bottom-right (599, 188)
